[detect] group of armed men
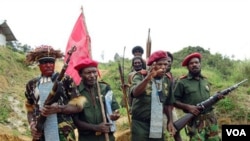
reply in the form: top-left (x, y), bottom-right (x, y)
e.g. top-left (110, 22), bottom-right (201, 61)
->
top-left (24, 44), bottom-right (222, 141)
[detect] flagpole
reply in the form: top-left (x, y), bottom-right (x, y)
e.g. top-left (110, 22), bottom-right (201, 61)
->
top-left (81, 5), bottom-right (92, 59)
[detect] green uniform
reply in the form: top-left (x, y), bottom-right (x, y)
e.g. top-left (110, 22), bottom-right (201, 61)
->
top-left (25, 73), bottom-right (78, 141)
top-left (76, 81), bottom-right (120, 141)
top-left (174, 74), bottom-right (221, 141)
top-left (130, 72), bottom-right (174, 141)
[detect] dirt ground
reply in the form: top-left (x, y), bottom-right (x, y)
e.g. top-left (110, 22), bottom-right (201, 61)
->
top-left (0, 116), bottom-right (131, 141)
top-left (0, 125), bottom-right (30, 141)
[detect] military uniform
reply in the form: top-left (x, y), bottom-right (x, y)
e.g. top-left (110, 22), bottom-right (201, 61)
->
top-left (76, 81), bottom-right (120, 141)
top-left (25, 73), bottom-right (79, 141)
top-left (130, 72), bottom-right (174, 141)
top-left (174, 74), bottom-right (221, 141)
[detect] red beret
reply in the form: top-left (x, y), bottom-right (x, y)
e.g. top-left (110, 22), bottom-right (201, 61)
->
top-left (182, 52), bottom-right (201, 66)
top-left (147, 50), bottom-right (168, 66)
top-left (74, 58), bottom-right (98, 71)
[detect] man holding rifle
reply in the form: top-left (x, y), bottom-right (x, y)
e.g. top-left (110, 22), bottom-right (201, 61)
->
top-left (173, 52), bottom-right (221, 141)
top-left (24, 45), bottom-right (86, 141)
top-left (73, 58), bottom-right (120, 141)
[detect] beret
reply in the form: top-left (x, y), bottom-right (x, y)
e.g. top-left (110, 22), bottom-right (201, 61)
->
top-left (74, 58), bottom-right (98, 71)
top-left (182, 52), bottom-right (201, 66)
top-left (147, 50), bottom-right (168, 66)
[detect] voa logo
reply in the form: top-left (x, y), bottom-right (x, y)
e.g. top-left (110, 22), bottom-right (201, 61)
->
top-left (226, 129), bottom-right (246, 136)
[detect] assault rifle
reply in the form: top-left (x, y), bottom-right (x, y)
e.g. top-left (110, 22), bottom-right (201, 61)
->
top-left (174, 79), bottom-right (248, 132)
top-left (33, 46), bottom-right (76, 141)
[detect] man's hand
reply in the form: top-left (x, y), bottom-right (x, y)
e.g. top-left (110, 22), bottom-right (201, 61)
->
top-left (187, 105), bottom-right (201, 116)
top-left (96, 122), bottom-right (112, 133)
top-left (167, 122), bottom-right (176, 137)
top-left (110, 110), bottom-right (120, 121)
top-left (30, 121), bottom-right (43, 140)
top-left (40, 103), bottom-right (60, 116)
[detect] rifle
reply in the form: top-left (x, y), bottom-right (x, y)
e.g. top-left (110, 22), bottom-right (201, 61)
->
top-left (174, 79), bottom-right (248, 132)
top-left (33, 46), bottom-right (76, 140)
top-left (118, 62), bottom-right (131, 128)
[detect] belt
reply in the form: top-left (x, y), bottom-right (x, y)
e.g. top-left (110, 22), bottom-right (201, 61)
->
top-left (132, 116), bottom-right (150, 123)
top-left (79, 130), bottom-right (113, 136)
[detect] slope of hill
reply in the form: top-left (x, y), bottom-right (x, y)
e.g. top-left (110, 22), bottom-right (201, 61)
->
top-left (0, 47), bottom-right (65, 141)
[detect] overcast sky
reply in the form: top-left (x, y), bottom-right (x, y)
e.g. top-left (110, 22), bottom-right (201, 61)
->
top-left (1, 0), bottom-right (250, 62)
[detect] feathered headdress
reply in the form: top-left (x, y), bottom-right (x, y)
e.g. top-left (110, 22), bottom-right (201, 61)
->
top-left (25, 45), bottom-right (64, 65)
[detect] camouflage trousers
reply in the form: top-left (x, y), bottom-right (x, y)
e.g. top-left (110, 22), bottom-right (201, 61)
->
top-left (186, 112), bottom-right (221, 141)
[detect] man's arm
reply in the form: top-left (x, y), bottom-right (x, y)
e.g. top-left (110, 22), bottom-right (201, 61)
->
top-left (132, 75), bottom-right (151, 97)
top-left (40, 96), bottom-right (85, 116)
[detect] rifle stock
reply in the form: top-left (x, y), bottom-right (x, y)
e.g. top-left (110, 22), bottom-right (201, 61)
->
top-left (33, 46), bottom-right (76, 141)
top-left (174, 79), bottom-right (248, 131)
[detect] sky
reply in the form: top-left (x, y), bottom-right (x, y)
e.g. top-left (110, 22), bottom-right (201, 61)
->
top-left (1, 0), bottom-right (250, 62)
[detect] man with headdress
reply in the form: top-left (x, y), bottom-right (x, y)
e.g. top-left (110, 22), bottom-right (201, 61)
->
top-left (25, 45), bottom-right (86, 141)
top-left (72, 58), bottom-right (120, 141)
top-left (129, 50), bottom-right (176, 141)
top-left (173, 52), bottom-right (221, 141)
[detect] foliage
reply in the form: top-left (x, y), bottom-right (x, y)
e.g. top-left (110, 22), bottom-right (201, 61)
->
top-left (172, 46), bottom-right (235, 79)
top-left (0, 95), bottom-right (12, 123)
top-left (6, 41), bottom-right (32, 53)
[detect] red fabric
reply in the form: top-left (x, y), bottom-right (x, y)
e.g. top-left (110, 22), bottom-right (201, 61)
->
top-left (74, 58), bottom-right (98, 71)
top-left (147, 50), bottom-right (168, 66)
top-left (182, 52), bottom-right (201, 66)
top-left (64, 12), bottom-right (91, 85)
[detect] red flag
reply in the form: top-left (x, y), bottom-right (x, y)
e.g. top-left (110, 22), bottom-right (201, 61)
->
top-left (64, 12), bottom-right (91, 85)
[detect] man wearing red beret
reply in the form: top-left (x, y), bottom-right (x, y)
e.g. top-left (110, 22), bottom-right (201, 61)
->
top-left (173, 52), bottom-right (221, 141)
top-left (73, 58), bottom-right (120, 141)
top-left (129, 50), bottom-right (176, 141)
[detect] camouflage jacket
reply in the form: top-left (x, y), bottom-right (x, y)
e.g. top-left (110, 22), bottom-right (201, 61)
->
top-left (24, 72), bottom-right (80, 141)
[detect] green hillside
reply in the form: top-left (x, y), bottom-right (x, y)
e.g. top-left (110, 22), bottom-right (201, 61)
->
top-left (0, 46), bottom-right (250, 140)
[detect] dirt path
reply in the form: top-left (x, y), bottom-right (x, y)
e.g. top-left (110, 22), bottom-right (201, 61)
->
top-left (0, 125), bottom-right (30, 141)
